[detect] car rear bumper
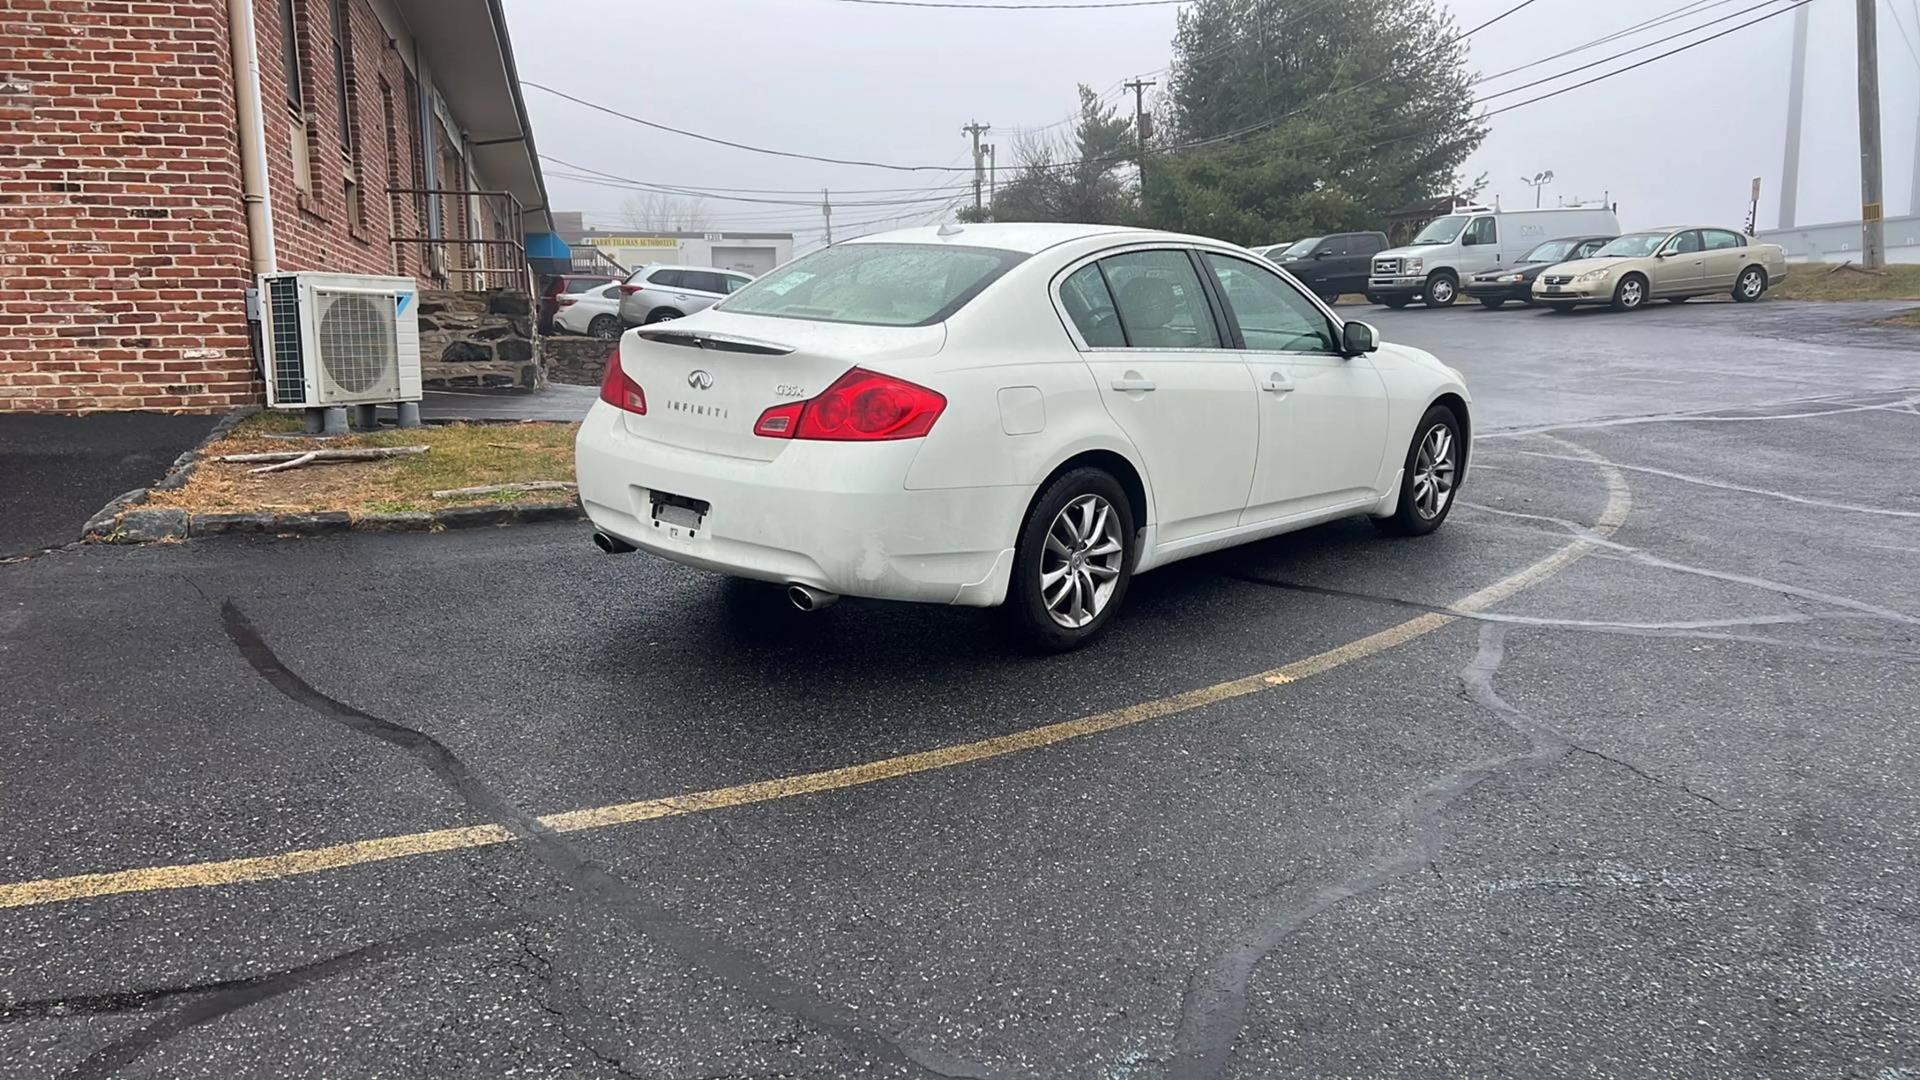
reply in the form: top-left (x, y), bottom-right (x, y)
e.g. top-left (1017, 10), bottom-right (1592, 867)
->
top-left (1463, 280), bottom-right (1532, 301)
top-left (575, 401), bottom-right (1026, 606)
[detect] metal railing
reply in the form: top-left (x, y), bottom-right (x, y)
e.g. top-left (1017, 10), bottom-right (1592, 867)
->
top-left (388, 187), bottom-right (529, 291)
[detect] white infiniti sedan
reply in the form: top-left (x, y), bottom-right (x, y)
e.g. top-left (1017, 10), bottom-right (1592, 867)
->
top-left (576, 223), bottom-right (1470, 650)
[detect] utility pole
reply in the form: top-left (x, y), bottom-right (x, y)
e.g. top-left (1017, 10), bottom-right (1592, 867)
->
top-left (1779, 3), bottom-right (1810, 228)
top-left (821, 188), bottom-right (832, 245)
top-left (1855, 0), bottom-right (1886, 267)
top-left (961, 120), bottom-right (991, 214)
top-left (986, 144), bottom-right (997, 207)
top-left (1124, 77), bottom-right (1155, 187)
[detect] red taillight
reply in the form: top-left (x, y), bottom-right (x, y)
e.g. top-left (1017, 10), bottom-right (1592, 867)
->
top-left (598, 348), bottom-right (646, 414)
top-left (619, 283), bottom-right (643, 295)
top-left (556, 296), bottom-right (578, 308)
top-left (753, 368), bottom-right (944, 441)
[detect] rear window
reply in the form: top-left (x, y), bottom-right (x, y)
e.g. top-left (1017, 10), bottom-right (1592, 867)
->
top-left (719, 243), bottom-right (1026, 327)
top-left (561, 276), bottom-right (614, 294)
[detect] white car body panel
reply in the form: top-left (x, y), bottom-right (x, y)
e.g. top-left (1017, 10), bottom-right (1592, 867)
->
top-left (576, 223), bottom-right (1471, 608)
top-left (553, 285), bottom-right (622, 335)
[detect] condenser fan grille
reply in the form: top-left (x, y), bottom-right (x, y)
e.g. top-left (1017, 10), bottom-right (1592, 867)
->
top-left (315, 292), bottom-right (398, 397)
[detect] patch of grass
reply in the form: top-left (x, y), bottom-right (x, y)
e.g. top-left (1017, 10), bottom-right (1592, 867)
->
top-left (149, 420), bottom-right (578, 516)
top-left (1773, 263), bottom-right (1920, 302)
top-left (1882, 309), bottom-right (1920, 327)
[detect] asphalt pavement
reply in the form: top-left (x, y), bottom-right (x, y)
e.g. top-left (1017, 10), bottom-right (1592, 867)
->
top-left (0, 412), bottom-right (214, 557)
top-left (2, 298), bottom-right (1918, 1079)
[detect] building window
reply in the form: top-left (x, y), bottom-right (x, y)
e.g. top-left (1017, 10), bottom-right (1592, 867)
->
top-left (278, 0), bottom-right (303, 110)
top-left (278, 0), bottom-right (312, 193)
top-left (330, 0), bottom-right (355, 155)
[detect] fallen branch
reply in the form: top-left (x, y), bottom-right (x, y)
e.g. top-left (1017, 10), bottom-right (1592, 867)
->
top-left (247, 451), bottom-right (319, 475)
top-left (430, 481), bottom-right (578, 499)
top-left (216, 446), bottom-right (430, 464)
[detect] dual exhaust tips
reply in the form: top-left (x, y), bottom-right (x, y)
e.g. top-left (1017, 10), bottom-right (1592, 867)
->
top-left (591, 532), bottom-right (838, 612)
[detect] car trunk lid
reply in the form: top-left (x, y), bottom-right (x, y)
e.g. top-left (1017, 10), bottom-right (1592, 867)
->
top-left (613, 312), bottom-right (946, 462)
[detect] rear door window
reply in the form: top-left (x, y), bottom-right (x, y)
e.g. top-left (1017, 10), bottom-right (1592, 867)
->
top-left (1703, 229), bottom-right (1744, 250)
top-left (1059, 263), bottom-right (1126, 347)
top-left (647, 269), bottom-right (686, 289)
top-left (1100, 250), bottom-right (1222, 350)
top-left (1352, 234), bottom-right (1385, 256)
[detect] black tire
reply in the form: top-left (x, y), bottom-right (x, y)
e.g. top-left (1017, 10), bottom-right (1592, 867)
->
top-left (1383, 297), bottom-right (1410, 309)
top-left (1666, 296), bottom-right (1690, 304)
top-left (588, 314), bottom-right (621, 340)
top-left (1001, 467), bottom-right (1137, 652)
top-left (1733, 265), bottom-right (1768, 302)
top-left (1610, 273), bottom-right (1648, 312)
top-left (1424, 270), bottom-right (1459, 307)
top-left (1374, 404), bottom-right (1463, 537)
top-left (1478, 297), bottom-right (1506, 310)
top-left (643, 308), bottom-right (682, 324)
top-left (1318, 290), bottom-right (1342, 305)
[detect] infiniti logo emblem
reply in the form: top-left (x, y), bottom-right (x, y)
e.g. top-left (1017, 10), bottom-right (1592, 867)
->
top-left (687, 369), bottom-right (714, 390)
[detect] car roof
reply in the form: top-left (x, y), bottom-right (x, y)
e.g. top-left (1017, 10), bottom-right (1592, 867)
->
top-left (642, 264), bottom-right (751, 274)
top-left (843, 222), bottom-right (1208, 255)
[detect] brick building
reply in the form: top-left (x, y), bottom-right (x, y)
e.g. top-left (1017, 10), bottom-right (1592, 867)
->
top-left (0, 0), bottom-right (560, 413)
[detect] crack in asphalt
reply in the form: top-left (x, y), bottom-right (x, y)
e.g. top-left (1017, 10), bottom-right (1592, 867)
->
top-left (1221, 574), bottom-right (1920, 661)
top-left (1164, 619), bottom-right (1758, 1077)
top-left (26, 921), bottom-right (513, 1080)
top-left (1511, 450), bottom-right (1920, 520)
top-left (216, 599), bottom-right (994, 1080)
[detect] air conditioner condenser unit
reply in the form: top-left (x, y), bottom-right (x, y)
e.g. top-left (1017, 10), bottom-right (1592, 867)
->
top-left (258, 272), bottom-right (422, 409)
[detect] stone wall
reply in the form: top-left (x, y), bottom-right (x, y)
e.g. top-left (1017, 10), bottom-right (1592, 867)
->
top-left (418, 290), bottom-right (541, 390)
top-left (545, 336), bottom-right (615, 387)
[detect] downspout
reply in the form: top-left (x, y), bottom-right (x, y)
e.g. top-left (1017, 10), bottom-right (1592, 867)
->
top-left (226, 0), bottom-right (277, 275)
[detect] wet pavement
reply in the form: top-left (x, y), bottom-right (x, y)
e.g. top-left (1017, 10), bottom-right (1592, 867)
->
top-left (2, 298), bottom-right (1917, 1079)
top-left (0, 412), bottom-right (214, 558)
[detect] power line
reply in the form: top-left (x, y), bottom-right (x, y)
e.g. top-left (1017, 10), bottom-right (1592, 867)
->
top-left (1476, 0), bottom-right (1803, 103)
top-left (546, 167), bottom-right (972, 208)
top-left (539, 156), bottom-right (982, 196)
top-left (1883, 0), bottom-right (1920, 65)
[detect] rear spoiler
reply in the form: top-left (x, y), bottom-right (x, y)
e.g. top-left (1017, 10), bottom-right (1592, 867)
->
top-left (631, 327), bottom-right (794, 356)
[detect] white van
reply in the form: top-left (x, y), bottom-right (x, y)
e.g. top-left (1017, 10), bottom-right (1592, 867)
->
top-left (1367, 204), bottom-right (1622, 308)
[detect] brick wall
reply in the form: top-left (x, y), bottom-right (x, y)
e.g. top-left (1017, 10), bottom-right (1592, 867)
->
top-left (0, 0), bottom-right (258, 412)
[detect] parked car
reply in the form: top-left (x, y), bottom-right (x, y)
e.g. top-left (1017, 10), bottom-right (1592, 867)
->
top-left (539, 274), bottom-right (617, 334)
top-left (1268, 231), bottom-right (1389, 303)
top-left (1531, 227), bottom-right (1790, 312)
top-left (1463, 235), bottom-right (1615, 308)
top-left (577, 223), bottom-right (1471, 651)
top-left (1249, 241), bottom-right (1294, 260)
top-left (552, 282), bottom-right (625, 339)
top-left (618, 264), bottom-right (754, 326)
top-left (1368, 205), bottom-right (1622, 308)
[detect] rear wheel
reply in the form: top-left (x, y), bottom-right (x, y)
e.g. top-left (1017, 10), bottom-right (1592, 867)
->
top-left (1318, 290), bottom-right (1342, 305)
top-left (1375, 405), bottom-right (1463, 537)
top-left (588, 314), bottom-right (621, 340)
top-left (1424, 270), bottom-right (1459, 307)
top-left (644, 308), bottom-right (682, 324)
top-left (1478, 297), bottom-right (1506, 310)
top-left (1002, 468), bottom-right (1136, 652)
top-left (1610, 274), bottom-right (1647, 312)
top-left (1733, 265), bottom-right (1768, 302)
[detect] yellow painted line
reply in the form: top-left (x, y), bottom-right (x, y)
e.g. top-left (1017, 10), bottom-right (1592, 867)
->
top-left (0, 439), bottom-right (1629, 911)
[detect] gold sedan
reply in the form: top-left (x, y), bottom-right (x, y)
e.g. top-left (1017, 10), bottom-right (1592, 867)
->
top-left (1531, 226), bottom-right (1790, 311)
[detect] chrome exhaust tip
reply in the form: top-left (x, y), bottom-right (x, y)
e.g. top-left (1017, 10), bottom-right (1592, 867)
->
top-left (787, 584), bottom-right (839, 612)
top-left (592, 532), bottom-right (635, 554)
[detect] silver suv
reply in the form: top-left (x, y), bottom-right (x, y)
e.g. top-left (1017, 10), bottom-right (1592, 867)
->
top-left (617, 264), bottom-right (753, 326)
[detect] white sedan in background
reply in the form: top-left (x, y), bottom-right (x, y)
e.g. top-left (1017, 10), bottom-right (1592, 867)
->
top-left (553, 281), bottom-right (626, 339)
top-left (577, 223), bottom-right (1471, 650)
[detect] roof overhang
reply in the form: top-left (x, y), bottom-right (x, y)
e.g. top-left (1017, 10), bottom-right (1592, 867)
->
top-left (392, 0), bottom-right (552, 233)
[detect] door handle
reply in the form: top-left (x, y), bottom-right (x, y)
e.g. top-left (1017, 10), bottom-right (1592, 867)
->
top-left (1110, 375), bottom-right (1156, 392)
top-left (1260, 373), bottom-right (1293, 394)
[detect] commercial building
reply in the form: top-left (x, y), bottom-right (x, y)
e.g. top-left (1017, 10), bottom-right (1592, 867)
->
top-left (551, 214), bottom-right (793, 277)
top-left (0, 0), bottom-right (565, 413)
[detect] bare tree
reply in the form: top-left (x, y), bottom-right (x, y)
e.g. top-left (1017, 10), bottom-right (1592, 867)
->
top-left (620, 193), bottom-right (711, 232)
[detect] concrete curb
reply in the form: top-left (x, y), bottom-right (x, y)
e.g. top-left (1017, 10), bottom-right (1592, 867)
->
top-left (100, 500), bottom-right (586, 544)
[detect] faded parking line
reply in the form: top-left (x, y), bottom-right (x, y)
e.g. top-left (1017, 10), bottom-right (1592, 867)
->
top-left (0, 439), bottom-right (1629, 911)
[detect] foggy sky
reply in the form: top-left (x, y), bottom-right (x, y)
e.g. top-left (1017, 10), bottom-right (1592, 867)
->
top-left (501, 0), bottom-right (1918, 248)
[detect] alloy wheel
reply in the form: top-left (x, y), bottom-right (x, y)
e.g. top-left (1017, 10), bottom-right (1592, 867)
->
top-left (1619, 278), bottom-right (1643, 308)
top-left (1740, 270), bottom-right (1764, 299)
top-left (1411, 424), bottom-right (1457, 521)
top-left (1040, 493), bottom-right (1125, 629)
top-left (1428, 277), bottom-right (1455, 305)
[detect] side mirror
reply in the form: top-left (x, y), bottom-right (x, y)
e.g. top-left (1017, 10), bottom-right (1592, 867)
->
top-left (1655, 248), bottom-right (1674, 258)
top-left (1312, 249), bottom-right (1332, 260)
top-left (1341, 320), bottom-right (1380, 356)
